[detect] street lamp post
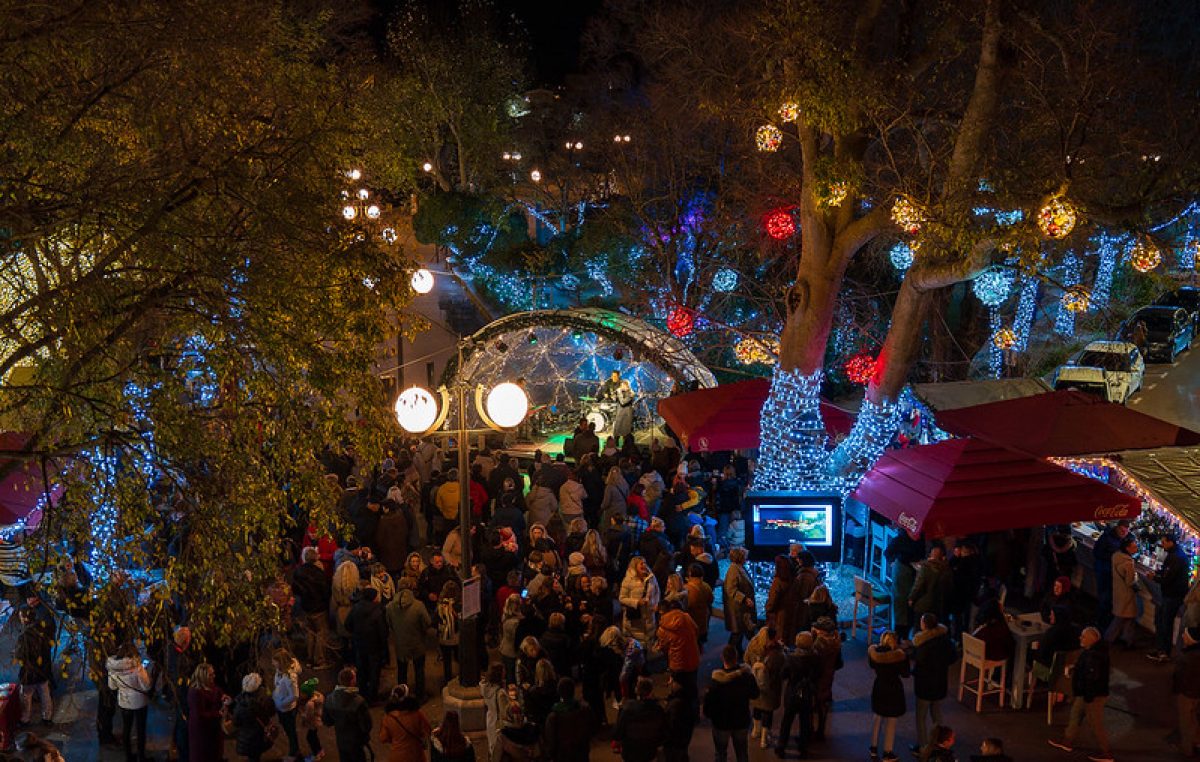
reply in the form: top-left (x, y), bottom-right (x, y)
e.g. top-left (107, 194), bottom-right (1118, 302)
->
top-left (393, 343), bottom-right (528, 691)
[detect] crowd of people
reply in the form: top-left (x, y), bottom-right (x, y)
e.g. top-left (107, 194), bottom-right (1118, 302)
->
top-left (7, 430), bottom-right (1200, 762)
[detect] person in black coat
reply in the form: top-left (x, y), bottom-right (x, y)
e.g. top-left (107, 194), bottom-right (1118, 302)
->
top-left (663, 673), bottom-right (697, 762)
top-left (231, 674), bottom-right (275, 762)
top-left (539, 612), bottom-right (574, 679)
top-left (1151, 534), bottom-right (1190, 662)
top-left (15, 608), bottom-right (53, 724)
top-left (702, 645), bottom-right (760, 762)
top-left (322, 668), bottom-right (372, 762)
top-left (1048, 627), bottom-right (1111, 759)
top-left (776, 632), bottom-right (821, 758)
top-left (1091, 520), bottom-right (1130, 631)
top-left (614, 677), bottom-right (667, 762)
top-left (343, 588), bottom-right (387, 702)
top-left (948, 542), bottom-right (982, 642)
top-left (1033, 606), bottom-right (1079, 667)
top-left (868, 632), bottom-right (910, 761)
top-left (910, 614), bottom-right (956, 754)
top-left (292, 547), bottom-right (333, 667)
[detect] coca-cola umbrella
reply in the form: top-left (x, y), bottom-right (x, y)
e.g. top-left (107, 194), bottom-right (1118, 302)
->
top-left (0, 433), bottom-right (62, 527)
top-left (852, 436), bottom-right (1141, 538)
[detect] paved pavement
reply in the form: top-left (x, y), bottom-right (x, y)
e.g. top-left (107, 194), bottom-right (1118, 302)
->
top-left (1128, 341), bottom-right (1200, 431)
top-left (15, 608), bottom-right (1187, 761)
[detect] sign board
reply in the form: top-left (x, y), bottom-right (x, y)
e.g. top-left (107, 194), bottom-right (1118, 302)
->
top-left (462, 575), bottom-right (481, 619)
top-left (744, 490), bottom-right (844, 563)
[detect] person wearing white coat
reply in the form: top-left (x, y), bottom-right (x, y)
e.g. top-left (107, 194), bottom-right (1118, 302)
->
top-left (107, 645), bottom-right (152, 762)
top-left (619, 556), bottom-right (662, 649)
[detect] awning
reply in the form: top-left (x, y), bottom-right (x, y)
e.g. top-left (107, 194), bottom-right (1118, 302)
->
top-left (1103, 446), bottom-right (1200, 535)
top-left (852, 437), bottom-right (1141, 538)
top-left (913, 378), bottom-right (1052, 412)
top-left (657, 378), bottom-right (854, 452)
top-left (934, 390), bottom-right (1200, 458)
top-left (0, 433), bottom-right (62, 526)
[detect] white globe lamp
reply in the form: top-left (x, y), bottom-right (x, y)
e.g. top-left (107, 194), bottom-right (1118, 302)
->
top-left (410, 268), bottom-right (435, 294)
top-left (485, 382), bottom-right (529, 429)
top-left (394, 386), bottom-right (438, 433)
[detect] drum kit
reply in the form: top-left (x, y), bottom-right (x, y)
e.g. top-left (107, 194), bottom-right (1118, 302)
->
top-left (577, 395), bottom-right (615, 433)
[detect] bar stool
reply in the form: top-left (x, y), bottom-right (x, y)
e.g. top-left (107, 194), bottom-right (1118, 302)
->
top-left (959, 632), bottom-right (1006, 711)
top-left (851, 575), bottom-right (892, 644)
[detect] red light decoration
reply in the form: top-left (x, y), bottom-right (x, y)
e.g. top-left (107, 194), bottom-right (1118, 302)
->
top-left (666, 307), bottom-right (695, 338)
top-left (844, 351), bottom-right (877, 385)
top-left (764, 209), bottom-right (795, 240)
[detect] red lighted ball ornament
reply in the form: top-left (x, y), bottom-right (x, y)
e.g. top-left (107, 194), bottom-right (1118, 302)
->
top-left (667, 307), bottom-right (695, 338)
top-left (764, 209), bottom-right (795, 240)
top-left (844, 351), bottom-right (877, 385)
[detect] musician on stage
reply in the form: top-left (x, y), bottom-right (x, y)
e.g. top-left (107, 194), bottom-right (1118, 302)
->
top-left (611, 378), bottom-right (636, 448)
top-left (597, 369), bottom-right (622, 402)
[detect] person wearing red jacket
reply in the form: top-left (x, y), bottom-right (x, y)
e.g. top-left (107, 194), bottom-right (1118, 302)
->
top-left (657, 599), bottom-right (701, 701)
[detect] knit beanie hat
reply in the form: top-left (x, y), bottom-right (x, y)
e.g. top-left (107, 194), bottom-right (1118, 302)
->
top-left (242, 673), bottom-right (262, 693)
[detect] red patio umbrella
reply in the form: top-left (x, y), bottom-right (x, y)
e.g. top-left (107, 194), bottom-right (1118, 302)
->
top-left (935, 390), bottom-right (1200, 457)
top-left (0, 433), bottom-right (61, 526)
top-left (851, 436), bottom-right (1141, 538)
top-left (658, 378), bottom-right (854, 451)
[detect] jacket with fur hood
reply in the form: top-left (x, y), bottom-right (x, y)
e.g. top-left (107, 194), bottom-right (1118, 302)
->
top-left (656, 608), bottom-right (700, 672)
top-left (702, 663), bottom-right (759, 730)
top-left (867, 644), bottom-right (910, 718)
top-left (107, 655), bottom-right (152, 710)
top-left (911, 624), bottom-right (956, 701)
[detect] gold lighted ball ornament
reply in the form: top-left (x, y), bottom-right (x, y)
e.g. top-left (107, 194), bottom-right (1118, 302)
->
top-left (756, 124), bottom-right (783, 153)
top-left (992, 327), bottom-right (1017, 350)
top-left (734, 336), bottom-right (780, 366)
top-left (778, 102), bottom-right (800, 123)
top-left (891, 197), bottom-right (925, 235)
top-left (1061, 284), bottom-right (1091, 313)
top-left (1129, 239), bottom-right (1163, 273)
top-left (1037, 196), bottom-right (1077, 239)
top-left (821, 181), bottom-right (849, 208)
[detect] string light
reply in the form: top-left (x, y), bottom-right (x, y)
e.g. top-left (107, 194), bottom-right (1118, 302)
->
top-left (754, 368), bottom-right (827, 491)
top-left (843, 352), bottom-right (877, 385)
top-left (1037, 196), bottom-right (1078, 239)
top-left (764, 208), bottom-right (796, 240)
top-left (1062, 283), bottom-right (1091, 314)
top-left (827, 397), bottom-right (903, 494)
top-left (560, 274), bottom-right (580, 291)
top-left (756, 124), bottom-right (783, 153)
top-left (891, 197), bottom-right (925, 235)
top-left (820, 181), bottom-right (849, 208)
top-left (666, 307), bottom-right (696, 338)
top-left (778, 102), bottom-right (800, 122)
top-left (993, 326), bottom-right (1017, 350)
top-left (987, 308), bottom-right (1003, 378)
top-left (713, 268), bottom-right (739, 292)
top-left (889, 242), bottom-right (914, 272)
top-left (1091, 235), bottom-right (1122, 309)
top-left (734, 336), bottom-right (779, 365)
top-left (972, 267), bottom-right (1013, 307)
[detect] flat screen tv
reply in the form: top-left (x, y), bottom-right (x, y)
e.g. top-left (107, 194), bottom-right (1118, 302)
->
top-left (744, 491), bottom-right (843, 562)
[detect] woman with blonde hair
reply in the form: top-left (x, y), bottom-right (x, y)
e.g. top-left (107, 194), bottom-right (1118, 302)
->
top-left (271, 648), bottom-right (302, 761)
top-left (331, 559), bottom-right (360, 644)
top-left (723, 547), bottom-right (756, 658)
top-left (619, 555), bottom-right (661, 646)
top-left (400, 551), bottom-right (425, 589)
top-left (187, 663), bottom-right (224, 762)
top-left (499, 594), bottom-right (523, 683)
top-left (599, 466), bottom-right (629, 527)
top-left (581, 529), bottom-right (608, 576)
top-left (663, 572), bottom-right (688, 609)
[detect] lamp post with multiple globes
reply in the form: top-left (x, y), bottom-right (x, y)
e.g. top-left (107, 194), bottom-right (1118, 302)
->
top-left (392, 347), bottom-right (528, 691)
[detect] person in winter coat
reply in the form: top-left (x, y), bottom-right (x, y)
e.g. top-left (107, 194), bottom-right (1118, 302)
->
top-left (620, 556), bottom-right (662, 647)
top-left (1105, 535), bottom-right (1140, 647)
top-left (272, 649), bottom-right (302, 761)
top-left (662, 672), bottom-right (697, 762)
top-left (685, 565), bottom-right (714, 644)
top-left (909, 546), bottom-right (951, 624)
top-left (1151, 533), bottom-right (1190, 662)
top-left (543, 677), bottom-right (591, 762)
top-left (292, 546), bottom-right (333, 668)
top-left (434, 472), bottom-right (462, 544)
top-left (231, 673), bottom-right (275, 762)
top-left (524, 483), bottom-right (558, 528)
top-left (868, 631), bottom-right (911, 762)
top-left (971, 601), bottom-right (1015, 663)
top-left (614, 676), bottom-right (668, 762)
top-left (380, 684), bottom-right (431, 762)
top-left (1171, 626), bottom-right (1200, 755)
top-left (540, 611), bottom-right (574, 678)
top-left (723, 548), bottom-right (756, 658)
top-left (713, 466), bottom-right (743, 547)
top-left (323, 667), bottom-right (373, 762)
top-left (703, 644), bottom-right (760, 762)
top-left (389, 584), bottom-right (432, 700)
top-left (480, 663), bottom-right (510, 759)
top-left (559, 472), bottom-right (587, 525)
top-left (297, 678), bottom-right (325, 762)
top-left (374, 499), bottom-right (412, 578)
top-left (187, 663), bottom-right (225, 762)
top-left (419, 552), bottom-right (456, 609)
top-left (431, 709), bottom-right (474, 762)
top-left (948, 542), bottom-right (982, 641)
top-left (599, 466), bottom-right (630, 528)
top-left (793, 552), bottom-right (821, 631)
top-left (657, 600), bottom-right (701, 697)
top-left (436, 581), bottom-right (462, 686)
top-left (776, 632), bottom-right (821, 758)
top-left (1033, 606), bottom-right (1079, 667)
top-left (108, 643), bottom-right (153, 762)
top-left (750, 638), bottom-right (785, 750)
top-left (1048, 627), bottom-right (1112, 761)
top-left (331, 560), bottom-right (361, 647)
top-left (345, 587), bottom-right (388, 702)
top-left (911, 614), bottom-right (956, 753)
top-left (1092, 520), bottom-right (1130, 631)
top-left (765, 555), bottom-right (803, 646)
top-left (885, 529), bottom-right (925, 639)
top-left (812, 616), bottom-right (843, 740)
top-left (15, 607), bottom-right (52, 725)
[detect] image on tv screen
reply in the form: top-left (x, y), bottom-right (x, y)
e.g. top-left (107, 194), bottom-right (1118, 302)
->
top-left (753, 504), bottom-right (833, 548)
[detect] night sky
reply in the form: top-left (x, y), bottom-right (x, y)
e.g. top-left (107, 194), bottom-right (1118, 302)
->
top-left (498, 0), bottom-right (603, 84)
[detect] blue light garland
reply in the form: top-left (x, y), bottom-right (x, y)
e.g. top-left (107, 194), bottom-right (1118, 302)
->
top-left (89, 449), bottom-right (119, 581)
top-left (972, 267), bottom-right (1013, 307)
top-left (827, 397), bottom-right (902, 493)
top-left (1013, 275), bottom-right (1039, 351)
top-left (1090, 235), bottom-right (1121, 309)
top-left (987, 308), bottom-right (1003, 378)
top-left (713, 268), bottom-right (739, 292)
top-left (754, 368), bottom-right (827, 491)
top-left (889, 242), bottom-right (914, 272)
top-left (1054, 253), bottom-right (1082, 336)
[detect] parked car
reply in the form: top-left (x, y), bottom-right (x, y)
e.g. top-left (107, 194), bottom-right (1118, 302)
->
top-left (1053, 341), bottom-right (1145, 403)
top-left (1119, 306), bottom-right (1194, 362)
top-left (1155, 286), bottom-right (1200, 329)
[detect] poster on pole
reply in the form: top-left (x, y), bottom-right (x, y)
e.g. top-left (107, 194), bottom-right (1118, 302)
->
top-left (462, 575), bottom-right (481, 619)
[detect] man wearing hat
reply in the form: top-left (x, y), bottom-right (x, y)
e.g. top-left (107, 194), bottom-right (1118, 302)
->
top-left (1150, 534), bottom-right (1190, 663)
top-left (1173, 627), bottom-right (1200, 755)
